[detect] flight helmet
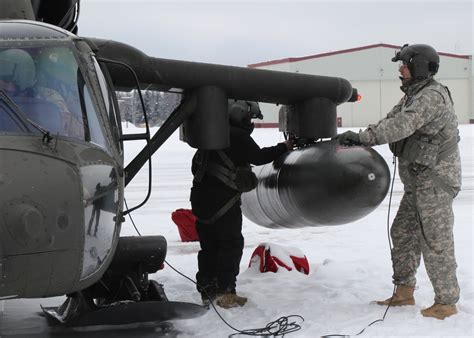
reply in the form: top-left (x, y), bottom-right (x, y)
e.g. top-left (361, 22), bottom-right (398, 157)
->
top-left (0, 48), bottom-right (36, 91)
top-left (392, 44), bottom-right (440, 79)
top-left (228, 100), bottom-right (263, 132)
top-left (37, 47), bottom-right (78, 85)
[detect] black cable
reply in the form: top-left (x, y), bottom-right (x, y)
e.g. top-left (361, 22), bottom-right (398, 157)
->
top-left (386, 156), bottom-right (397, 250)
top-left (124, 198), bottom-right (141, 236)
top-left (353, 155), bottom-right (398, 336)
top-left (228, 315), bottom-right (304, 337)
top-left (324, 154), bottom-right (399, 337)
top-left (165, 259), bottom-right (304, 337)
top-left (354, 286), bottom-right (397, 336)
top-left (126, 207), bottom-right (304, 336)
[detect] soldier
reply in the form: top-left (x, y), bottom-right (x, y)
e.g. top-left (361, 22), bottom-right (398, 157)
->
top-left (191, 100), bottom-right (293, 309)
top-left (35, 84), bottom-right (84, 139)
top-left (335, 44), bottom-right (461, 320)
top-left (0, 48), bottom-right (83, 139)
top-left (0, 48), bottom-right (35, 95)
top-left (36, 46), bottom-right (84, 139)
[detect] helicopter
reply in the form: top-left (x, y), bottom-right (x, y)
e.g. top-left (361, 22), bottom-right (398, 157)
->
top-left (0, 0), bottom-right (390, 328)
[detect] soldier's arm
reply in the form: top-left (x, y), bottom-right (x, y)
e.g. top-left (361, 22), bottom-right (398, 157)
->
top-left (36, 86), bottom-right (84, 138)
top-left (244, 136), bottom-right (288, 166)
top-left (36, 87), bottom-right (69, 113)
top-left (359, 90), bottom-right (444, 145)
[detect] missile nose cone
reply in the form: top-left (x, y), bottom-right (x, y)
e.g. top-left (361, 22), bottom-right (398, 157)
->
top-left (242, 142), bottom-right (391, 228)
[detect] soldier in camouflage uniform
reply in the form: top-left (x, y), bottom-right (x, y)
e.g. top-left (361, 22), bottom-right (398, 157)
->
top-left (0, 48), bottom-right (83, 139)
top-left (35, 86), bottom-right (84, 139)
top-left (335, 44), bottom-right (461, 320)
top-left (36, 47), bottom-right (85, 139)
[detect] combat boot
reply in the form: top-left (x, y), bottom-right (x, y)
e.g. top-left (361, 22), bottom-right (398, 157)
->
top-left (421, 303), bottom-right (457, 320)
top-left (216, 293), bottom-right (247, 309)
top-left (376, 285), bottom-right (415, 306)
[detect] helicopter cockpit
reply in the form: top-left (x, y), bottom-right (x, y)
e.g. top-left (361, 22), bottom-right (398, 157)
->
top-left (0, 42), bottom-right (109, 148)
top-left (0, 22), bottom-right (126, 299)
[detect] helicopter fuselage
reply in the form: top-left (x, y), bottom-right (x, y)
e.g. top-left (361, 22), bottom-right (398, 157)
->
top-left (0, 20), bottom-right (124, 299)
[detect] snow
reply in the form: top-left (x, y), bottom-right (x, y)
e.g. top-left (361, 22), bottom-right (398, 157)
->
top-left (120, 123), bottom-right (473, 337)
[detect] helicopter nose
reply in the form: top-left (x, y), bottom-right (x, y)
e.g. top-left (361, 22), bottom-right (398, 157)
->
top-left (0, 145), bottom-right (84, 298)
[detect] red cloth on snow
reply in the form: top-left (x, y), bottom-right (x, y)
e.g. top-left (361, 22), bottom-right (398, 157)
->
top-left (248, 243), bottom-right (310, 275)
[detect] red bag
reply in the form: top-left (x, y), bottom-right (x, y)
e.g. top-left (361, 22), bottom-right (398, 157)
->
top-left (171, 209), bottom-right (199, 242)
top-left (248, 243), bottom-right (310, 275)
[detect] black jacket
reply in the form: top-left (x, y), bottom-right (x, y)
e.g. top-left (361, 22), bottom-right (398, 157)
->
top-left (191, 126), bottom-right (288, 219)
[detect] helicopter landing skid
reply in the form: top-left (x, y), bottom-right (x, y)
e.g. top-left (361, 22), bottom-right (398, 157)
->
top-left (40, 236), bottom-right (208, 327)
top-left (41, 299), bottom-right (207, 327)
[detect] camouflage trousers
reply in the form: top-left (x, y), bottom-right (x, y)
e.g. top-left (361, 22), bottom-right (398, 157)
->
top-left (390, 185), bottom-right (460, 305)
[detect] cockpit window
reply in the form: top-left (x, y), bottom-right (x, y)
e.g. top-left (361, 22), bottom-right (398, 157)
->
top-left (0, 45), bottom-right (108, 149)
top-left (80, 72), bottom-right (108, 148)
top-left (0, 47), bottom-right (85, 138)
top-left (92, 57), bottom-right (122, 150)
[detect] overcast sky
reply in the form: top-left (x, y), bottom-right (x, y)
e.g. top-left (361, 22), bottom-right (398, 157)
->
top-left (79, 0), bottom-right (472, 67)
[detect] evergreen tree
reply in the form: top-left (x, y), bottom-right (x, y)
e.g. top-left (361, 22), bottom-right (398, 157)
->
top-left (116, 90), bottom-right (181, 127)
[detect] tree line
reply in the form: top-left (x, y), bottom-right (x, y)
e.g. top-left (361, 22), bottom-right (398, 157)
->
top-left (116, 90), bottom-right (181, 127)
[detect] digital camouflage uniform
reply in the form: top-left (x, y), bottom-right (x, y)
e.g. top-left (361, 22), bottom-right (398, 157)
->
top-left (36, 86), bottom-right (84, 139)
top-left (359, 77), bottom-right (461, 305)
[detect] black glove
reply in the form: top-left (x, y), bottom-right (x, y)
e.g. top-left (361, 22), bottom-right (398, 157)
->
top-left (333, 131), bottom-right (362, 146)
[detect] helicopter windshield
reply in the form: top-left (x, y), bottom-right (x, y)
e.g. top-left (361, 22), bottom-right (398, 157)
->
top-left (0, 45), bottom-right (106, 146)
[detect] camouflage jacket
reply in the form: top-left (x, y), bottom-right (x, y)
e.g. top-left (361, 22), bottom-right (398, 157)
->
top-left (359, 77), bottom-right (461, 192)
top-left (35, 86), bottom-right (84, 139)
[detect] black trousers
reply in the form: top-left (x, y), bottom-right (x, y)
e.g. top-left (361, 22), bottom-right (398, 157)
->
top-left (195, 202), bottom-right (244, 294)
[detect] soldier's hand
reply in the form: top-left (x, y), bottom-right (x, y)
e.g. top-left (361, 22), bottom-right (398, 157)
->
top-left (333, 131), bottom-right (362, 146)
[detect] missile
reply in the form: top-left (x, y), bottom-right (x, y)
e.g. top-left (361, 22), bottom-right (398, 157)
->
top-left (241, 141), bottom-right (391, 228)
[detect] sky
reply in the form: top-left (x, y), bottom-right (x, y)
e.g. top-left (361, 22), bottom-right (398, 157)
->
top-left (79, 0), bottom-right (472, 67)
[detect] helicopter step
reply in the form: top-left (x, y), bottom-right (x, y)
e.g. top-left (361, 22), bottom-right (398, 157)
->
top-left (40, 235), bottom-right (207, 327)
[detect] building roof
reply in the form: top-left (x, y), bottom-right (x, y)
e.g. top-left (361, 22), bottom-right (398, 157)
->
top-left (248, 43), bottom-right (471, 68)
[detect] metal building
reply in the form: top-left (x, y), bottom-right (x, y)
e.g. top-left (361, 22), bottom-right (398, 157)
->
top-left (249, 43), bottom-right (472, 127)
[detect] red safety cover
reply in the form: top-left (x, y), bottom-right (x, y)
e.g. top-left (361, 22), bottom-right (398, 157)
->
top-left (249, 243), bottom-right (310, 275)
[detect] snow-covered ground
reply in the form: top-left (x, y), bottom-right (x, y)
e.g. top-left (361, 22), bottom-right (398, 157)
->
top-left (120, 123), bottom-right (473, 337)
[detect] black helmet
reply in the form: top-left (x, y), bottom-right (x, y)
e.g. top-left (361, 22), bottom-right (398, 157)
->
top-left (228, 100), bottom-right (263, 131)
top-left (392, 44), bottom-right (440, 79)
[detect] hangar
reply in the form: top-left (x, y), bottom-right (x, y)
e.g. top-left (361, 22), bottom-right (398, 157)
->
top-left (249, 43), bottom-right (472, 127)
